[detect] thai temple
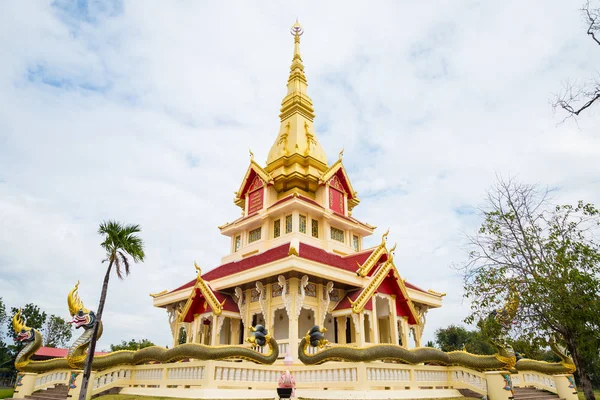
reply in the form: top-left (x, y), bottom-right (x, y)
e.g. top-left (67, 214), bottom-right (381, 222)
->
top-left (150, 20), bottom-right (445, 362)
top-left (11, 21), bottom-right (579, 400)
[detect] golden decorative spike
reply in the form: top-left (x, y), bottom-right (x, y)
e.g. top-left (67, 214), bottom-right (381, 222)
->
top-left (338, 148), bottom-right (344, 160)
top-left (388, 242), bottom-right (397, 259)
top-left (381, 228), bottom-right (390, 245)
top-left (194, 261), bottom-right (202, 276)
top-left (12, 308), bottom-right (28, 333)
top-left (249, 149), bottom-right (254, 161)
top-left (67, 281), bottom-right (90, 316)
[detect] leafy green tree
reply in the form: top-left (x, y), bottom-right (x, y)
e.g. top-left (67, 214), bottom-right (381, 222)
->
top-left (461, 178), bottom-right (600, 400)
top-left (43, 315), bottom-right (72, 348)
top-left (0, 297), bottom-right (6, 327)
top-left (435, 325), bottom-right (471, 352)
top-left (434, 325), bottom-right (495, 355)
top-left (110, 339), bottom-right (155, 352)
top-left (79, 221), bottom-right (145, 400)
top-left (178, 327), bottom-right (187, 345)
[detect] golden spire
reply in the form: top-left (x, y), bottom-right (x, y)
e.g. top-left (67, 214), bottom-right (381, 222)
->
top-left (266, 20), bottom-right (328, 192)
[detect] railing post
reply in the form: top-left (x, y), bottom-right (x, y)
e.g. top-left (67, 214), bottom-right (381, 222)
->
top-left (162, 366), bottom-right (169, 388)
top-left (484, 371), bottom-right (515, 400)
top-left (66, 370), bottom-right (96, 400)
top-left (554, 374), bottom-right (578, 400)
top-left (12, 373), bottom-right (37, 399)
top-left (356, 363), bottom-right (368, 390)
top-left (203, 360), bottom-right (217, 388)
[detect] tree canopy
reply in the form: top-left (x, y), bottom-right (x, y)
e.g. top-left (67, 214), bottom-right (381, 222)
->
top-left (110, 339), bottom-right (155, 352)
top-left (462, 178), bottom-right (600, 400)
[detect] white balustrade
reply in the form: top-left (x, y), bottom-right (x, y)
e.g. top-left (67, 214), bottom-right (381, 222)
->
top-left (367, 367), bottom-right (411, 382)
top-left (33, 371), bottom-right (69, 390)
top-left (520, 371), bottom-right (557, 393)
top-left (167, 366), bottom-right (204, 380)
top-left (134, 368), bottom-right (163, 380)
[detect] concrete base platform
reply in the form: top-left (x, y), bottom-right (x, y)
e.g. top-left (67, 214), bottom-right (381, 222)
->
top-left (120, 387), bottom-right (463, 399)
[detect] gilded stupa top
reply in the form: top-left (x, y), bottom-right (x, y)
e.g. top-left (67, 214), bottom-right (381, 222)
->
top-left (265, 21), bottom-right (328, 192)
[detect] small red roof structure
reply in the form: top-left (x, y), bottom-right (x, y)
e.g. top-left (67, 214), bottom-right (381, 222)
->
top-left (33, 347), bottom-right (108, 360)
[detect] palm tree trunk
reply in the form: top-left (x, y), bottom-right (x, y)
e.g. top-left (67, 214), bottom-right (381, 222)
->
top-left (78, 259), bottom-right (113, 400)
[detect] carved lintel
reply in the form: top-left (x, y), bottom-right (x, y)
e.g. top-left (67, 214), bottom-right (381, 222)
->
top-left (351, 313), bottom-right (360, 333)
top-left (216, 315), bottom-right (225, 335)
top-left (278, 275), bottom-right (292, 320)
top-left (167, 305), bottom-right (177, 336)
top-left (320, 282), bottom-right (334, 326)
top-left (296, 275), bottom-right (309, 319)
top-left (256, 281), bottom-right (268, 327)
top-left (234, 287), bottom-right (248, 328)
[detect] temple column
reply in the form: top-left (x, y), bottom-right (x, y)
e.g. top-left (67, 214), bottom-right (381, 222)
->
top-left (243, 288), bottom-right (252, 342)
top-left (390, 295), bottom-right (399, 345)
top-left (400, 316), bottom-right (410, 348)
top-left (371, 298), bottom-right (379, 344)
top-left (211, 315), bottom-right (221, 346)
top-left (231, 318), bottom-right (241, 344)
top-left (355, 313), bottom-right (365, 346)
top-left (191, 318), bottom-right (198, 343)
top-left (336, 316), bottom-right (347, 344)
top-left (289, 277), bottom-right (300, 363)
top-left (414, 325), bottom-right (423, 347)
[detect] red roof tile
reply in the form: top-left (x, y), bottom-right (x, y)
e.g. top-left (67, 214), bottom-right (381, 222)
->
top-left (35, 347), bottom-right (107, 358)
top-left (203, 243), bottom-right (291, 281)
top-left (297, 243), bottom-right (381, 273)
top-left (169, 243), bottom-right (292, 294)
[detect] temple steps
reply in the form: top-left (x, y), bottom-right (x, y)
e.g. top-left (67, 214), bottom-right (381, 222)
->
top-left (513, 386), bottom-right (563, 400)
top-left (24, 384), bottom-right (68, 400)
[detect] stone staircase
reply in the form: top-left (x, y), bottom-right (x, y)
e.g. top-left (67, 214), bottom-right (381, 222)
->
top-left (24, 384), bottom-right (68, 400)
top-left (513, 386), bottom-right (563, 400)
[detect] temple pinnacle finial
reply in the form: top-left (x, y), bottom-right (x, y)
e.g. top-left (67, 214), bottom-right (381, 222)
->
top-left (290, 19), bottom-right (303, 38)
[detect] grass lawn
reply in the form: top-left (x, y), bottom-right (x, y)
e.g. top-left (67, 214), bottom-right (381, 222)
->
top-left (96, 396), bottom-right (480, 400)
top-left (95, 396), bottom-right (273, 400)
top-left (0, 388), bottom-right (14, 399)
top-left (578, 390), bottom-right (600, 400)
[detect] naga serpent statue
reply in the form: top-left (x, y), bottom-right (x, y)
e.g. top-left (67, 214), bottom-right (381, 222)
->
top-left (13, 282), bottom-right (278, 373)
top-left (514, 339), bottom-right (576, 374)
top-left (299, 326), bottom-right (575, 374)
top-left (299, 326), bottom-right (516, 371)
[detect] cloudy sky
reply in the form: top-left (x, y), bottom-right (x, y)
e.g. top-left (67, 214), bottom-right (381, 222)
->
top-left (1, 1), bottom-right (599, 350)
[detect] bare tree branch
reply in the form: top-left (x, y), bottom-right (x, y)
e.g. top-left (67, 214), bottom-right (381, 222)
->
top-left (552, 1), bottom-right (600, 119)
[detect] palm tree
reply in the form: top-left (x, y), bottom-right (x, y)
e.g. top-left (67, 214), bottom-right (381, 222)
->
top-left (79, 221), bottom-right (145, 400)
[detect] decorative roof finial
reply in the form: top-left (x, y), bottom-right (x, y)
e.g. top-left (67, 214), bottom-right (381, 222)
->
top-left (290, 18), bottom-right (303, 38)
top-left (249, 149), bottom-right (254, 161)
top-left (338, 148), bottom-right (344, 160)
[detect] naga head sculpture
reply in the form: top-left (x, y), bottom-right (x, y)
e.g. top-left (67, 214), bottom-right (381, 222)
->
top-left (68, 281), bottom-right (96, 329)
top-left (12, 309), bottom-right (35, 343)
top-left (306, 325), bottom-right (329, 348)
top-left (247, 325), bottom-right (270, 347)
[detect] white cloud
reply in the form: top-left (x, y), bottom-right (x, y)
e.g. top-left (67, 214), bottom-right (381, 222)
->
top-left (1, 0), bottom-right (599, 350)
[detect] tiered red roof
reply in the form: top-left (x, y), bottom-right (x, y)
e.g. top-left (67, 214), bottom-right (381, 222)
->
top-left (180, 288), bottom-right (239, 323)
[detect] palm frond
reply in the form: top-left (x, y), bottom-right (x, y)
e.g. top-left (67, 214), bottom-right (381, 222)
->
top-left (98, 220), bottom-right (145, 278)
top-left (114, 255), bottom-right (123, 279)
top-left (118, 251), bottom-right (130, 278)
